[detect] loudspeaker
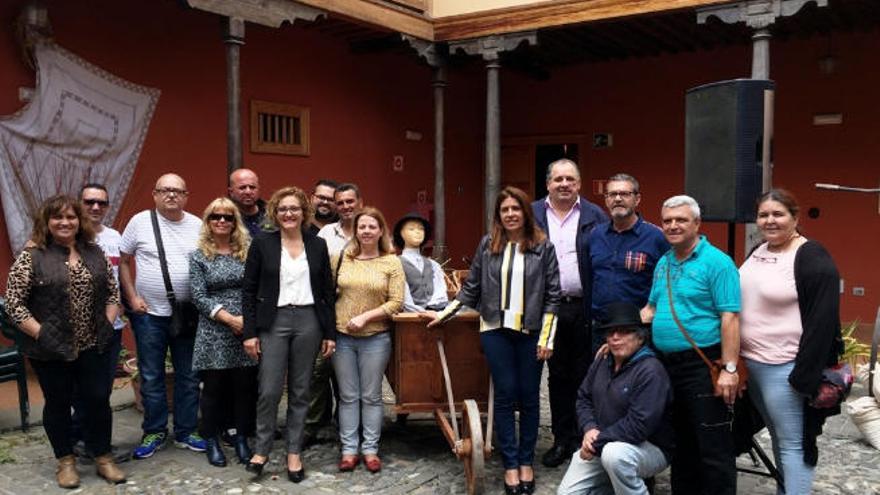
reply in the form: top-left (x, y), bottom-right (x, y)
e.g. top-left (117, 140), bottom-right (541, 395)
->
top-left (685, 79), bottom-right (774, 223)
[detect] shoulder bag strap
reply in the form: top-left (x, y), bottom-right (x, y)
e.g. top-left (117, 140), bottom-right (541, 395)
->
top-left (665, 259), bottom-right (715, 370)
top-left (150, 209), bottom-right (177, 305)
top-left (334, 249), bottom-right (345, 288)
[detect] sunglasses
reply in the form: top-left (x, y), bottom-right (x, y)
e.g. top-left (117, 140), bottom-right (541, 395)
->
top-left (83, 199), bottom-right (110, 207)
top-left (208, 213), bottom-right (235, 222)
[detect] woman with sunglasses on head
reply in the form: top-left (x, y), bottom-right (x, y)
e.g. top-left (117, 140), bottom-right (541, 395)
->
top-left (241, 186), bottom-right (337, 483)
top-left (189, 198), bottom-right (258, 468)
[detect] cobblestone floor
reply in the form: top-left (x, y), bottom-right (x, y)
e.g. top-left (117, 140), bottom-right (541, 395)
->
top-left (0, 376), bottom-right (878, 494)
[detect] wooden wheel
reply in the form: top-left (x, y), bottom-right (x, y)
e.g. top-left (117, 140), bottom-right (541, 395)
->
top-left (462, 399), bottom-right (485, 495)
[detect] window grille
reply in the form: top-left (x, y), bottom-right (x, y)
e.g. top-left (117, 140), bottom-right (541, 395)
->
top-left (250, 100), bottom-right (310, 156)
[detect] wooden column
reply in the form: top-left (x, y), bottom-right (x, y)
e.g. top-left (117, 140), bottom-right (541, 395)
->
top-left (224, 17), bottom-right (245, 175)
top-left (451, 32), bottom-right (536, 232)
top-left (432, 64), bottom-right (448, 256)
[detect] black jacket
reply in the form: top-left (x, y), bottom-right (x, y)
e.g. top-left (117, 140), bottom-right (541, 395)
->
top-left (792, 240), bottom-right (843, 466)
top-left (576, 345), bottom-right (675, 461)
top-left (241, 230), bottom-right (336, 341)
top-left (455, 235), bottom-right (561, 332)
top-left (21, 241), bottom-right (114, 361)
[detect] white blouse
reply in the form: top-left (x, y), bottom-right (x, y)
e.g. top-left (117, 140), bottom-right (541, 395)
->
top-left (277, 246), bottom-right (315, 306)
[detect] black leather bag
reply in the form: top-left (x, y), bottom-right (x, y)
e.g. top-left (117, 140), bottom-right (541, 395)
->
top-left (169, 301), bottom-right (198, 339)
top-left (151, 210), bottom-right (197, 339)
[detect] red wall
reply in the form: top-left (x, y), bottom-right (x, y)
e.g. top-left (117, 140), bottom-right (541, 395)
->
top-left (501, 30), bottom-right (880, 323)
top-left (0, 0), bottom-right (877, 325)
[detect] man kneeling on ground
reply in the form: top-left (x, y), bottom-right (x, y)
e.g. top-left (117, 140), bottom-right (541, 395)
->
top-left (557, 302), bottom-right (674, 495)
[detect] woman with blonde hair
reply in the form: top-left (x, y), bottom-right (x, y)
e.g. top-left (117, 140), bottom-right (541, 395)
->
top-left (242, 186), bottom-right (336, 483)
top-left (189, 197), bottom-right (257, 467)
top-left (333, 206), bottom-right (405, 473)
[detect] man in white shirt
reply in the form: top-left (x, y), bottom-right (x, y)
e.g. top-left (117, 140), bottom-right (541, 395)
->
top-left (118, 173), bottom-right (204, 459)
top-left (317, 182), bottom-right (362, 257)
top-left (70, 183), bottom-right (128, 461)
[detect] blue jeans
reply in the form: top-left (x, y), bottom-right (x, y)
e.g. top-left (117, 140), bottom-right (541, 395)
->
top-left (480, 328), bottom-right (543, 470)
top-left (130, 313), bottom-right (200, 440)
top-left (557, 441), bottom-right (668, 495)
top-left (332, 332), bottom-right (391, 456)
top-left (746, 359), bottom-right (815, 495)
top-left (71, 330), bottom-right (122, 444)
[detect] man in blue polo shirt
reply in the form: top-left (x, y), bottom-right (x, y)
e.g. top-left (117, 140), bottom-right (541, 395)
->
top-left (641, 194), bottom-right (741, 495)
top-left (588, 173), bottom-right (669, 352)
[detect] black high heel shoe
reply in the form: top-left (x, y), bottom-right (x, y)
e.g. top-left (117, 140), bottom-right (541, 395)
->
top-left (503, 482), bottom-right (521, 495)
top-left (520, 479), bottom-right (535, 495)
top-left (245, 459), bottom-right (266, 476)
top-left (233, 435), bottom-right (253, 465)
top-left (288, 467), bottom-right (305, 483)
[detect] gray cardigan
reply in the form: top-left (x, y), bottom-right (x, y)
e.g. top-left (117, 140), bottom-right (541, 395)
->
top-left (453, 235), bottom-right (561, 332)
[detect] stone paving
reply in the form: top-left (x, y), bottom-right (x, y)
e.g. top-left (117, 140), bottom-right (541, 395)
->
top-left (0, 376), bottom-right (878, 494)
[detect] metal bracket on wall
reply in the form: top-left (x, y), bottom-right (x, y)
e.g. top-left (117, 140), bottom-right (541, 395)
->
top-left (186, 0), bottom-right (326, 28)
top-left (815, 182), bottom-right (880, 214)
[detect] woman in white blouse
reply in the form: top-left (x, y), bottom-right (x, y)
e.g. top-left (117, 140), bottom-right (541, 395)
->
top-left (241, 186), bottom-right (336, 483)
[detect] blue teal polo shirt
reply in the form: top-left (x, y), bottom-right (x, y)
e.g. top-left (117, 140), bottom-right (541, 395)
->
top-left (648, 235), bottom-right (740, 353)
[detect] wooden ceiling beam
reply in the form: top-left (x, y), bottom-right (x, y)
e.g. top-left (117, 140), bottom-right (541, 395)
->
top-left (434, 0), bottom-right (734, 41)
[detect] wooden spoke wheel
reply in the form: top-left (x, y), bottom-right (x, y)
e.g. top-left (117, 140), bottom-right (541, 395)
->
top-left (461, 399), bottom-right (485, 495)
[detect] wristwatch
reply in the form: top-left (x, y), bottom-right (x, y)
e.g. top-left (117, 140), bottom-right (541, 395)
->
top-left (723, 361), bottom-right (738, 374)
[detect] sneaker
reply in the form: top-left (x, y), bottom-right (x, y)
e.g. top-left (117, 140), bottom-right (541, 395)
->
top-left (174, 433), bottom-right (207, 452)
top-left (132, 432), bottom-right (167, 459)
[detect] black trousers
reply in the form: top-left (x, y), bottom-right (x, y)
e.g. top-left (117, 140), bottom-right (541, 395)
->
top-left (199, 366), bottom-right (258, 438)
top-left (547, 299), bottom-right (590, 447)
top-left (662, 345), bottom-right (737, 495)
top-left (31, 349), bottom-right (113, 459)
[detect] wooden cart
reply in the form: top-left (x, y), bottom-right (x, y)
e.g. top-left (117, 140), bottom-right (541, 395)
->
top-left (388, 311), bottom-right (493, 494)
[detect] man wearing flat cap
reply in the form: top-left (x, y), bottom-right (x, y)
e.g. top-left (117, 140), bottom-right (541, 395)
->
top-left (557, 302), bottom-right (674, 495)
top-left (393, 213), bottom-right (448, 313)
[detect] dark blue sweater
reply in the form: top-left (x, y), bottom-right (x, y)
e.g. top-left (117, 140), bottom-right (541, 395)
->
top-left (576, 345), bottom-right (675, 461)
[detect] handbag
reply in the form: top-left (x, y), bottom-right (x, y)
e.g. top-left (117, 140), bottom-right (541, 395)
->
top-left (666, 265), bottom-right (748, 398)
top-left (809, 362), bottom-right (853, 409)
top-left (151, 209), bottom-right (198, 338)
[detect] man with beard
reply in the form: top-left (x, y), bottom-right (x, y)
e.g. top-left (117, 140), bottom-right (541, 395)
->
top-left (228, 168), bottom-right (266, 237)
top-left (317, 183), bottom-right (362, 257)
top-left (309, 179), bottom-right (339, 234)
top-left (532, 159), bottom-right (607, 468)
top-left (588, 173), bottom-right (669, 350)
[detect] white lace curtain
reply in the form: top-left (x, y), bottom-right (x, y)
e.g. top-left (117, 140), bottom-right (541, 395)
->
top-left (0, 41), bottom-right (159, 252)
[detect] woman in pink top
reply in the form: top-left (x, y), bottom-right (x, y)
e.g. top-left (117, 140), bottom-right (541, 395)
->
top-left (739, 188), bottom-right (843, 495)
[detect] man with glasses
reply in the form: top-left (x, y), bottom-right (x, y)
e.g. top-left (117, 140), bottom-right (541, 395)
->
top-left (119, 173), bottom-right (204, 459)
top-left (317, 182), bottom-right (362, 257)
top-left (532, 159), bottom-right (607, 468)
top-left (588, 174), bottom-right (669, 351)
top-left (69, 183), bottom-right (129, 462)
top-left (228, 168), bottom-right (266, 237)
top-left (309, 179), bottom-right (339, 234)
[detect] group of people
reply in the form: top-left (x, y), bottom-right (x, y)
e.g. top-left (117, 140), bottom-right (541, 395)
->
top-left (3, 158), bottom-right (843, 495)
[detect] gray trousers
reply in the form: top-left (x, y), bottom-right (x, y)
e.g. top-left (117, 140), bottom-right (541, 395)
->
top-left (253, 306), bottom-right (322, 456)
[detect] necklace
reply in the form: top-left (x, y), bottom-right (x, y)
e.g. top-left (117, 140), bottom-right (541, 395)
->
top-left (767, 232), bottom-right (801, 253)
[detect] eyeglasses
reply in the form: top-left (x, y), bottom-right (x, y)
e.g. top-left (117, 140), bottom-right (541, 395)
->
top-left (154, 188), bottom-right (188, 196)
top-left (604, 191), bottom-right (637, 199)
top-left (83, 199), bottom-right (109, 207)
top-left (313, 194), bottom-right (334, 203)
top-left (277, 206), bottom-right (302, 215)
top-left (208, 213), bottom-right (235, 222)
